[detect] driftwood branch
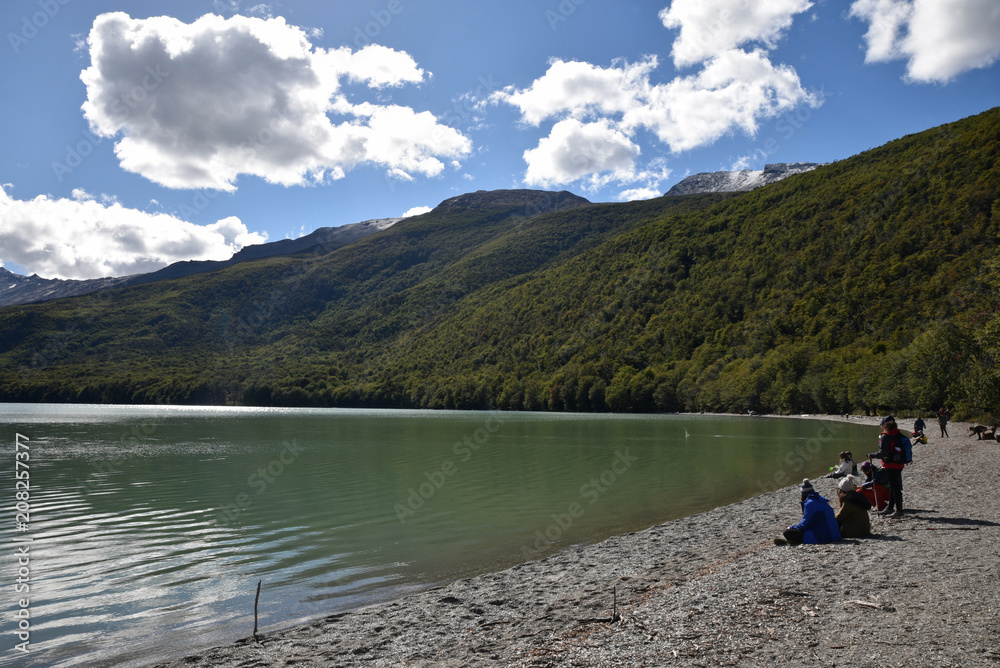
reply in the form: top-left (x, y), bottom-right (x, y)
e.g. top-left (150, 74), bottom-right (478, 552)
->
top-left (253, 579), bottom-right (261, 643)
top-left (846, 599), bottom-right (880, 609)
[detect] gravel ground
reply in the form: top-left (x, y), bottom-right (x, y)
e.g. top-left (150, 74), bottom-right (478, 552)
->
top-left (153, 416), bottom-right (1000, 667)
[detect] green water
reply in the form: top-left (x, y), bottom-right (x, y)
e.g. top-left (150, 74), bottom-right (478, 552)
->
top-left (0, 404), bottom-right (873, 667)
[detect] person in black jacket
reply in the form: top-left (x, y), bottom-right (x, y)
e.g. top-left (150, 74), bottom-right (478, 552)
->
top-left (868, 416), bottom-right (909, 518)
top-left (937, 408), bottom-right (950, 437)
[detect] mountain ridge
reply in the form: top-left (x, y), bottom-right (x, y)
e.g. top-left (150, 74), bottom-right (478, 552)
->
top-left (0, 216), bottom-right (402, 309)
top-left (431, 189), bottom-right (590, 213)
top-left (0, 107), bottom-right (997, 418)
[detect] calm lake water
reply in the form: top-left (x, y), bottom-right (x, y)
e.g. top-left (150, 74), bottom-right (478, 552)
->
top-left (1, 404), bottom-right (873, 667)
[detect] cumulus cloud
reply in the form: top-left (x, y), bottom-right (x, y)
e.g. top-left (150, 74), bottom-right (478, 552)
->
top-left (495, 53), bottom-right (815, 188)
top-left (0, 186), bottom-right (266, 279)
top-left (617, 187), bottom-right (662, 202)
top-left (523, 119), bottom-right (639, 188)
top-left (622, 49), bottom-right (817, 151)
top-left (850, 0), bottom-right (1000, 82)
top-left (493, 1), bottom-right (817, 190)
top-left (498, 58), bottom-right (658, 126)
top-left (402, 205), bottom-right (431, 217)
top-left (80, 12), bottom-right (471, 191)
top-left (660, 0), bottom-right (813, 67)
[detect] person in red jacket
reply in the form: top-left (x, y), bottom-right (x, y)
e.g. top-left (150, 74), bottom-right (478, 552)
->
top-left (868, 415), bottom-right (909, 518)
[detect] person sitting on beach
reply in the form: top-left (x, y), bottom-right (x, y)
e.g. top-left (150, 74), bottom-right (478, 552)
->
top-left (859, 461), bottom-right (890, 511)
top-left (774, 479), bottom-right (841, 545)
top-left (835, 476), bottom-right (871, 538)
top-left (824, 451), bottom-right (857, 478)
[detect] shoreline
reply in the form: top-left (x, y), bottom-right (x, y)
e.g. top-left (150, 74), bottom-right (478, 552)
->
top-left (153, 415), bottom-right (1000, 667)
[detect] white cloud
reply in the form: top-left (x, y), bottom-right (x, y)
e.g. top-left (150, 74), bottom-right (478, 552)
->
top-left (730, 155), bottom-right (753, 171)
top-left (0, 186), bottom-right (266, 279)
top-left (523, 119), bottom-right (639, 189)
top-left (497, 52), bottom-right (814, 187)
top-left (402, 206), bottom-right (432, 217)
top-left (617, 187), bottom-right (662, 201)
top-left (493, 1), bottom-right (817, 190)
top-left (622, 48), bottom-right (818, 151)
top-left (495, 57), bottom-right (658, 126)
top-left (247, 4), bottom-right (273, 19)
top-left (848, 0), bottom-right (912, 63)
top-left (341, 44), bottom-right (425, 88)
top-left (80, 12), bottom-right (471, 191)
top-left (850, 0), bottom-right (1000, 82)
top-left (660, 0), bottom-right (813, 67)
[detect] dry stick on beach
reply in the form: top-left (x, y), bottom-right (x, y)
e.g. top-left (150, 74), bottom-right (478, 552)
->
top-left (575, 586), bottom-right (622, 625)
top-left (253, 580), bottom-right (261, 643)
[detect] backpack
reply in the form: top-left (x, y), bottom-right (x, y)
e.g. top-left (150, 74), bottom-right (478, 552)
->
top-left (886, 432), bottom-right (913, 465)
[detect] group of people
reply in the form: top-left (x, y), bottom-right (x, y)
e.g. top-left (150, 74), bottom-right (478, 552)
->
top-left (775, 415), bottom-right (912, 545)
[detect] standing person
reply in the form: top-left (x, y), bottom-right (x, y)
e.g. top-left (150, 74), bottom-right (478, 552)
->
top-left (868, 416), bottom-right (910, 518)
top-left (774, 479), bottom-right (841, 545)
top-left (937, 407), bottom-right (950, 437)
top-left (913, 416), bottom-right (926, 436)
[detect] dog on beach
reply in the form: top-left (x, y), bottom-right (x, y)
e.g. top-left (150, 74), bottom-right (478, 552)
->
top-left (970, 424), bottom-right (989, 439)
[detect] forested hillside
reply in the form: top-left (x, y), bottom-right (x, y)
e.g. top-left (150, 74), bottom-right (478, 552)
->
top-left (1, 109), bottom-right (998, 419)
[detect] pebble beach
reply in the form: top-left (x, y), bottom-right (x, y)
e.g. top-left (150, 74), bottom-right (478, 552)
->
top-left (152, 415), bottom-right (1000, 667)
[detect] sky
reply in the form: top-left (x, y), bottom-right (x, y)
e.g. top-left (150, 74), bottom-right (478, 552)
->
top-left (1, 0), bottom-right (998, 280)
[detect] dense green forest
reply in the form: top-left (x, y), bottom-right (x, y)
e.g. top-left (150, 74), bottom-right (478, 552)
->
top-left (1, 108), bottom-right (998, 419)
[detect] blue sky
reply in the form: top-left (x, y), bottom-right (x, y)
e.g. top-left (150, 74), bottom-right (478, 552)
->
top-left (1, 0), bottom-right (998, 279)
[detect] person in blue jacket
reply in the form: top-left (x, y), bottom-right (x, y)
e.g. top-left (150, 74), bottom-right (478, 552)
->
top-left (774, 478), bottom-right (842, 545)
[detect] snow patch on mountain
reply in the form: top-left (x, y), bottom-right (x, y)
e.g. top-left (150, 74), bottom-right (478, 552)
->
top-left (665, 163), bottom-right (823, 196)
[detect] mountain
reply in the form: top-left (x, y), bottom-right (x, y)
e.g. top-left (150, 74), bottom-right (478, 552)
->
top-left (124, 217), bottom-right (401, 287)
top-left (431, 189), bottom-right (589, 213)
top-left (664, 162), bottom-right (822, 196)
top-left (0, 217), bottom-right (400, 309)
top-left (0, 268), bottom-right (134, 310)
top-left (0, 108), bottom-right (998, 418)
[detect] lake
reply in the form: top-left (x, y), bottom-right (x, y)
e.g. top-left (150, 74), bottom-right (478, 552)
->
top-left (0, 404), bottom-right (873, 666)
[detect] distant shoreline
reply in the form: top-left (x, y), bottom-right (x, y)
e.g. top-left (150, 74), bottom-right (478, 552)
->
top-left (153, 414), bottom-right (1000, 666)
